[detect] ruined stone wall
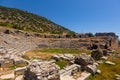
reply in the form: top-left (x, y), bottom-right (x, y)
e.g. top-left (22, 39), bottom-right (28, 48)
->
top-left (95, 32), bottom-right (118, 49)
top-left (36, 36), bottom-right (118, 49)
top-left (110, 37), bottom-right (118, 49)
top-left (0, 27), bottom-right (118, 50)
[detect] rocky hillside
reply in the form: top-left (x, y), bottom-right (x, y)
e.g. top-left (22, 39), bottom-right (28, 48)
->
top-left (0, 6), bottom-right (74, 34)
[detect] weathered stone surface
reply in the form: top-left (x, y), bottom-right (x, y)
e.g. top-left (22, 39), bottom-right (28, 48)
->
top-left (4, 29), bottom-right (13, 34)
top-left (0, 27), bottom-right (118, 50)
top-left (75, 53), bottom-right (94, 66)
top-left (96, 61), bottom-right (103, 64)
top-left (0, 47), bottom-right (7, 54)
top-left (52, 54), bottom-right (74, 61)
top-left (90, 43), bottom-right (99, 49)
top-left (60, 75), bottom-right (75, 80)
top-left (0, 71), bottom-right (15, 80)
top-left (77, 71), bottom-right (91, 80)
top-left (63, 54), bottom-right (74, 60)
top-left (115, 54), bottom-right (120, 58)
top-left (96, 69), bottom-right (101, 74)
top-left (103, 49), bottom-right (108, 56)
top-left (91, 49), bottom-right (103, 60)
top-left (0, 56), bottom-right (4, 67)
top-left (93, 62), bottom-right (99, 67)
top-left (60, 64), bottom-right (81, 77)
top-left (115, 74), bottom-right (120, 80)
top-left (0, 52), bottom-right (27, 68)
top-left (116, 77), bottom-right (120, 80)
top-left (86, 64), bottom-right (97, 74)
top-left (15, 67), bottom-right (26, 75)
top-left (101, 56), bottom-right (108, 60)
top-left (74, 53), bottom-right (99, 74)
top-left (52, 55), bottom-right (60, 61)
top-left (105, 61), bottom-right (116, 65)
top-left (23, 60), bottom-right (60, 80)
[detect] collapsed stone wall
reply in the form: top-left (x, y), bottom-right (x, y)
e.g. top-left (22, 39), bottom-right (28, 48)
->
top-left (23, 60), bottom-right (60, 80)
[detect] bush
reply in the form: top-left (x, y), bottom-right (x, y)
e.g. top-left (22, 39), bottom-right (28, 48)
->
top-left (12, 24), bottom-right (24, 30)
top-left (0, 22), bottom-right (8, 26)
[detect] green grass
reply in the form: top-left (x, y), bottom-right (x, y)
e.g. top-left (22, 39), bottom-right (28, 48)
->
top-left (9, 65), bottom-right (16, 70)
top-left (55, 59), bottom-right (69, 69)
top-left (35, 48), bottom-right (91, 54)
top-left (9, 63), bottom-right (27, 70)
top-left (88, 56), bottom-right (120, 80)
top-left (0, 22), bottom-right (8, 26)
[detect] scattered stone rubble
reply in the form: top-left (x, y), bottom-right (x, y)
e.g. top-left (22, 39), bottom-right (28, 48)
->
top-left (23, 60), bottom-right (60, 80)
top-left (115, 74), bottom-right (120, 80)
top-left (91, 48), bottom-right (115, 60)
top-left (52, 54), bottom-right (75, 61)
top-left (74, 53), bottom-right (98, 75)
top-left (75, 53), bottom-right (94, 66)
top-left (60, 64), bottom-right (80, 77)
top-left (0, 53), bottom-right (27, 67)
top-left (1, 49), bottom-right (118, 80)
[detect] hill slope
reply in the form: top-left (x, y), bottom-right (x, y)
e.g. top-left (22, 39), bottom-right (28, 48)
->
top-left (0, 6), bottom-right (74, 34)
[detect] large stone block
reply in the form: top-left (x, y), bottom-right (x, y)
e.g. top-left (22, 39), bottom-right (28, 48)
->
top-left (91, 49), bottom-right (103, 60)
top-left (75, 53), bottom-right (94, 66)
top-left (86, 64), bottom-right (97, 74)
top-left (23, 60), bottom-right (60, 80)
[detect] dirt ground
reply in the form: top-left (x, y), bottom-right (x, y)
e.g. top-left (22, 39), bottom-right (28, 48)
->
top-left (24, 51), bottom-right (56, 60)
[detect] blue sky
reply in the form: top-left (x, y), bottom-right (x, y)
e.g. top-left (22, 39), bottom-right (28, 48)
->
top-left (0, 0), bottom-right (120, 36)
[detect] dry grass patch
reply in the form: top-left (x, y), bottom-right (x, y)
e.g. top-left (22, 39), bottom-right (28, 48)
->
top-left (23, 48), bottom-right (91, 60)
top-left (88, 56), bottom-right (120, 80)
top-left (23, 51), bottom-right (55, 60)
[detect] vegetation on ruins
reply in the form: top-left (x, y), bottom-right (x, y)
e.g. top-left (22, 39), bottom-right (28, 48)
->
top-left (55, 59), bottom-right (69, 69)
top-left (0, 6), bottom-right (74, 34)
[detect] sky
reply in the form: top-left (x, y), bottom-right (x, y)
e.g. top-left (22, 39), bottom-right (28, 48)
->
top-left (0, 0), bottom-right (120, 36)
